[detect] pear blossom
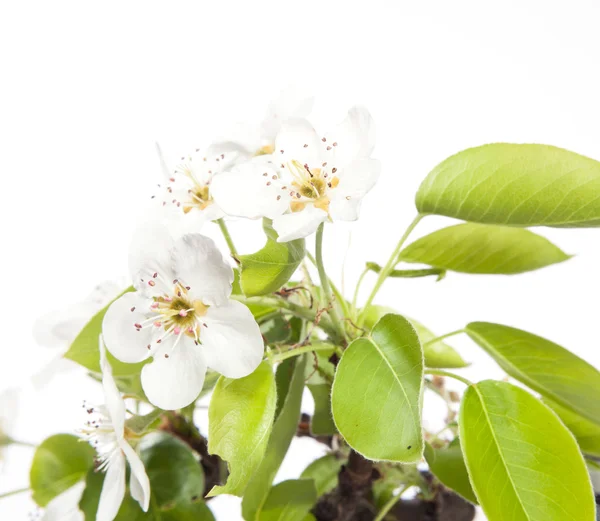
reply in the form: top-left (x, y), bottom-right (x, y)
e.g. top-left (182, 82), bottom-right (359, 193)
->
top-left (32, 280), bottom-right (124, 387)
top-left (211, 106), bottom-right (380, 242)
top-left (102, 225), bottom-right (264, 410)
top-left (155, 142), bottom-right (250, 228)
top-left (224, 86), bottom-right (314, 156)
top-left (40, 482), bottom-right (85, 521)
top-left (79, 337), bottom-right (151, 521)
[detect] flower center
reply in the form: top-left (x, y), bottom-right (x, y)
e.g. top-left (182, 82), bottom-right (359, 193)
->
top-left (184, 184), bottom-right (213, 213)
top-left (286, 160), bottom-right (339, 213)
top-left (255, 144), bottom-right (275, 156)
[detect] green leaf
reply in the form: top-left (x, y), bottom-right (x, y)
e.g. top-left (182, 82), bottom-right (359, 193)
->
top-left (459, 380), bottom-right (595, 521)
top-left (30, 434), bottom-right (95, 507)
top-left (331, 314), bottom-right (424, 462)
top-left (366, 262), bottom-right (446, 280)
top-left (410, 318), bottom-right (468, 369)
top-left (257, 480), bottom-right (317, 521)
top-left (242, 356), bottom-right (308, 520)
top-left (424, 441), bottom-right (477, 504)
top-left (239, 219), bottom-right (306, 297)
top-left (300, 454), bottom-right (344, 496)
top-left (466, 322), bottom-right (600, 425)
top-left (399, 223), bottom-right (571, 274)
top-left (544, 398), bottom-right (600, 458)
top-left (64, 286), bottom-right (147, 376)
top-left (208, 362), bottom-right (277, 497)
top-left (416, 143), bottom-right (600, 227)
top-left (161, 502), bottom-right (215, 521)
top-left (307, 384), bottom-right (336, 435)
top-left (361, 306), bottom-right (467, 369)
top-left (139, 432), bottom-right (204, 509)
top-left (125, 409), bottom-right (164, 435)
top-left (261, 315), bottom-right (293, 344)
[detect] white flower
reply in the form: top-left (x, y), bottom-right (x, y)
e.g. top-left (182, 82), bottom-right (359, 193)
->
top-left (211, 106), bottom-right (380, 242)
top-left (225, 86), bottom-right (314, 156)
top-left (155, 142), bottom-right (250, 228)
top-left (32, 280), bottom-right (124, 387)
top-left (41, 482), bottom-right (85, 521)
top-left (101, 225), bottom-right (264, 410)
top-left (80, 337), bottom-right (151, 521)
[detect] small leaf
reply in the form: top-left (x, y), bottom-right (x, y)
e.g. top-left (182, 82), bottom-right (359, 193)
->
top-left (332, 314), bottom-right (424, 462)
top-left (466, 322), bottom-right (600, 425)
top-left (399, 223), bottom-right (571, 274)
top-left (459, 380), bottom-right (596, 521)
top-left (261, 315), bottom-right (293, 344)
top-left (362, 306), bottom-right (467, 369)
top-left (139, 432), bottom-right (204, 509)
top-left (424, 441), bottom-right (477, 504)
top-left (366, 262), bottom-right (446, 279)
top-left (257, 480), bottom-right (317, 521)
top-left (239, 219), bottom-right (306, 297)
top-left (300, 454), bottom-right (344, 496)
top-left (30, 434), bottom-right (95, 507)
top-left (64, 287), bottom-right (147, 376)
top-left (544, 398), bottom-right (600, 458)
top-left (307, 384), bottom-right (336, 435)
top-left (241, 356), bottom-right (307, 520)
top-left (125, 409), bottom-right (163, 435)
top-left (208, 362), bottom-right (277, 497)
top-left (416, 143), bottom-right (600, 227)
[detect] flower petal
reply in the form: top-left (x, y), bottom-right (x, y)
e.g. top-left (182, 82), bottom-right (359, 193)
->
top-left (328, 196), bottom-right (362, 222)
top-left (42, 481), bottom-right (85, 521)
top-left (262, 86), bottom-right (314, 142)
top-left (201, 300), bottom-right (264, 378)
top-left (272, 205), bottom-right (328, 242)
top-left (120, 441), bottom-right (151, 512)
top-left (102, 293), bottom-right (153, 364)
top-left (171, 234), bottom-right (233, 306)
top-left (211, 161), bottom-right (290, 220)
top-left (275, 118), bottom-right (325, 170)
top-left (97, 451), bottom-right (126, 521)
top-left (141, 336), bottom-right (207, 410)
top-left (99, 337), bottom-right (126, 438)
top-left (128, 222), bottom-right (177, 296)
top-left (325, 106), bottom-right (376, 168)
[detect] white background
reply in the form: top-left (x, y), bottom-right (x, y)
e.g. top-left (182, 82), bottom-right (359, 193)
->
top-left (2, 0), bottom-right (600, 519)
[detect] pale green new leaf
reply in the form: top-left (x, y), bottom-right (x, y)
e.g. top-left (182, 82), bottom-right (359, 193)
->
top-left (544, 398), bottom-right (600, 458)
top-left (399, 223), bottom-right (570, 274)
top-left (424, 441), bottom-right (477, 504)
top-left (30, 434), bottom-right (95, 506)
top-left (332, 314), bottom-right (424, 462)
top-left (416, 143), bottom-right (600, 227)
top-left (466, 322), bottom-right (600, 426)
top-left (300, 454), bottom-right (344, 496)
top-left (362, 306), bottom-right (467, 369)
top-left (459, 380), bottom-right (595, 521)
top-left (64, 286), bottom-right (147, 376)
top-left (257, 480), bottom-right (317, 521)
top-left (242, 356), bottom-right (307, 520)
top-left (208, 362), bottom-right (277, 497)
top-left (239, 219), bottom-right (306, 297)
top-left (125, 409), bottom-right (163, 435)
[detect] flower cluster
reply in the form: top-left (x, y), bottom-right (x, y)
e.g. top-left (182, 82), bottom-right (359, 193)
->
top-left (101, 90), bottom-right (379, 411)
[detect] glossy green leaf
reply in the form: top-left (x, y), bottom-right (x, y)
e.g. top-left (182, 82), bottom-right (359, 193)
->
top-left (139, 432), bottom-right (204, 509)
top-left (239, 219), bottom-right (306, 297)
top-left (424, 441), bottom-right (477, 504)
top-left (257, 480), bottom-right (317, 521)
top-left (300, 454), bottom-right (344, 496)
top-left (30, 434), bottom-right (95, 507)
top-left (459, 380), bottom-right (595, 521)
top-left (242, 356), bottom-right (307, 520)
top-left (416, 143), bottom-right (600, 227)
top-left (64, 287), bottom-right (147, 376)
top-left (125, 409), bottom-right (163, 435)
top-left (362, 306), bottom-right (466, 369)
top-left (208, 362), bottom-right (277, 497)
top-left (400, 223), bottom-right (570, 274)
top-left (466, 322), bottom-right (600, 425)
top-left (332, 314), bottom-right (424, 462)
top-left (544, 398), bottom-right (600, 458)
